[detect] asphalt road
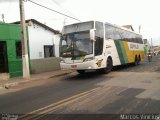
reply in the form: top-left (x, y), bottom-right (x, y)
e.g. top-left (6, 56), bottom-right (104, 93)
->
top-left (0, 55), bottom-right (160, 120)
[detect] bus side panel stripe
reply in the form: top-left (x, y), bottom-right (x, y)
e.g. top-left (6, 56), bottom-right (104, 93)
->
top-left (120, 41), bottom-right (128, 63)
top-left (114, 40), bottom-right (125, 64)
top-left (123, 41), bottom-right (134, 63)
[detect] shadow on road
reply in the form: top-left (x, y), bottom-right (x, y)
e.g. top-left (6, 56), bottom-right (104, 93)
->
top-left (112, 63), bottom-right (136, 71)
top-left (63, 71), bottom-right (113, 81)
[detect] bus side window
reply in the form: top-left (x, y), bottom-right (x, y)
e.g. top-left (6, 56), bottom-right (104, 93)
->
top-left (95, 37), bottom-right (103, 56)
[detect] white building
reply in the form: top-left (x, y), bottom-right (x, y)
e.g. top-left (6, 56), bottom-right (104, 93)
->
top-left (13, 19), bottom-right (61, 73)
top-left (26, 19), bottom-right (60, 58)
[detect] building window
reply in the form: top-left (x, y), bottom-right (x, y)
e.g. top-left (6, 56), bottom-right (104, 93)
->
top-left (44, 45), bottom-right (55, 58)
top-left (16, 41), bottom-right (22, 58)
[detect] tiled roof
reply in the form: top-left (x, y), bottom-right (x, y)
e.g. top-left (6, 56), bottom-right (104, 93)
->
top-left (13, 19), bottom-right (60, 34)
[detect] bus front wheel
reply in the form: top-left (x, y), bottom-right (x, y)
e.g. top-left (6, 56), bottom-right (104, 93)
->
top-left (102, 58), bottom-right (113, 74)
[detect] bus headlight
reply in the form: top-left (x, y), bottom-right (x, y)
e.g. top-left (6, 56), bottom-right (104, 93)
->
top-left (83, 57), bottom-right (95, 62)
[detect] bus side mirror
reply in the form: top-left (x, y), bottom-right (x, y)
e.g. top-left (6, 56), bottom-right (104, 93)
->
top-left (90, 29), bottom-right (96, 41)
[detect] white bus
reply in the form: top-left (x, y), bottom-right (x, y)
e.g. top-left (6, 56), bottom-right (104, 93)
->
top-left (60, 21), bottom-right (144, 74)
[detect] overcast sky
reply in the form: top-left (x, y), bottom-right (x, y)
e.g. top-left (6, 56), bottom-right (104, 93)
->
top-left (0, 0), bottom-right (160, 45)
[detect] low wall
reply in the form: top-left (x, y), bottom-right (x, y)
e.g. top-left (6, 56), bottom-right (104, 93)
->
top-left (31, 57), bottom-right (61, 74)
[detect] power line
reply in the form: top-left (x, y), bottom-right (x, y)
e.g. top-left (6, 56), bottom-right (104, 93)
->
top-left (51, 0), bottom-right (79, 21)
top-left (26, 0), bottom-right (81, 22)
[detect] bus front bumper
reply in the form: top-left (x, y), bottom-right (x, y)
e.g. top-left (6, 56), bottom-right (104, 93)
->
top-left (60, 61), bottom-right (97, 70)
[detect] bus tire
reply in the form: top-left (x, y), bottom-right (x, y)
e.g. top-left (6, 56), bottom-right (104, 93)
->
top-left (102, 58), bottom-right (113, 74)
top-left (77, 70), bottom-right (85, 74)
top-left (134, 55), bottom-right (138, 66)
top-left (138, 55), bottom-right (141, 64)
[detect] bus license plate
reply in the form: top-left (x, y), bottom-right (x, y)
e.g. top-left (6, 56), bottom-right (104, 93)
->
top-left (71, 65), bottom-right (77, 68)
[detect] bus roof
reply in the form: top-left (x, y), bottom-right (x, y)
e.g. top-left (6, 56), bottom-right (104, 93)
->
top-left (63, 20), bottom-right (142, 37)
top-left (104, 21), bottom-right (142, 37)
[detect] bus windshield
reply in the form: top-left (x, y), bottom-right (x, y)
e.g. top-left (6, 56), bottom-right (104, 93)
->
top-left (60, 32), bottom-right (93, 57)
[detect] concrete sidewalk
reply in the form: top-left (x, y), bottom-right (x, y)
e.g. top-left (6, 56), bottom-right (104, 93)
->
top-left (0, 70), bottom-right (73, 89)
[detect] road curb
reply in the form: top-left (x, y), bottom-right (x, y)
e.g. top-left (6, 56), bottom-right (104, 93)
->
top-left (0, 71), bottom-right (73, 89)
top-left (48, 71), bottom-right (73, 79)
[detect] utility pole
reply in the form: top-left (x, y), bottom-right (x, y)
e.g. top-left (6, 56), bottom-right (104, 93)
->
top-left (139, 25), bottom-right (141, 33)
top-left (151, 38), bottom-right (153, 52)
top-left (63, 18), bottom-right (67, 26)
top-left (19, 0), bottom-right (30, 79)
top-left (1, 14), bottom-right (5, 23)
